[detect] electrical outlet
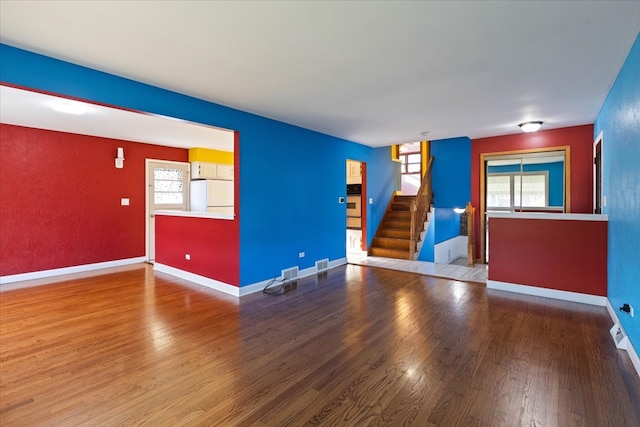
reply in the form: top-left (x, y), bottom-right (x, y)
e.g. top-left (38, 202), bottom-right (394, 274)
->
top-left (299, 252), bottom-right (305, 258)
top-left (185, 254), bottom-right (191, 260)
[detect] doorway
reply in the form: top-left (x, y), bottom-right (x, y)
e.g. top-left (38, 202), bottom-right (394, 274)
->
top-left (594, 131), bottom-right (603, 214)
top-left (146, 160), bottom-right (190, 262)
top-left (346, 160), bottom-right (367, 255)
top-left (479, 147), bottom-right (571, 263)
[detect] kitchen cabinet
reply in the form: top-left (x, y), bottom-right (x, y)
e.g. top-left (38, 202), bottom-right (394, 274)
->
top-left (346, 160), bottom-right (362, 184)
top-left (192, 161), bottom-right (234, 181)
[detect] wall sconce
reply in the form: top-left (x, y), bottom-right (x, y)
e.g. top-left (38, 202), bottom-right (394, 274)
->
top-left (518, 121), bottom-right (543, 133)
top-left (115, 147), bottom-right (125, 168)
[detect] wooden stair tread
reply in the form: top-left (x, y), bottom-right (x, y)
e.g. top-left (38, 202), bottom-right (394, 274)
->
top-left (369, 247), bottom-right (412, 260)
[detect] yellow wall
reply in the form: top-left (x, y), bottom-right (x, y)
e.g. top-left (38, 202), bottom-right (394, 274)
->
top-left (188, 148), bottom-right (234, 164)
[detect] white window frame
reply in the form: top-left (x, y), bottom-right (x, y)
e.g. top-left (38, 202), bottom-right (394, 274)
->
top-left (486, 171), bottom-right (549, 212)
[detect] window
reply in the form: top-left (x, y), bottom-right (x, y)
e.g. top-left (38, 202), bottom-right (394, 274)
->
top-left (487, 172), bottom-right (548, 211)
top-left (399, 142), bottom-right (422, 195)
top-left (152, 166), bottom-right (188, 208)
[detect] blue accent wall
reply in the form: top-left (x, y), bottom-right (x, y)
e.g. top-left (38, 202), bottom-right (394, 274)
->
top-left (431, 137), bottom-right (471, 209)
top-left (487, 162), bottom-right (564, 207)
top-left (594, 33), bottom-right (640, 353)
top-left (418, 137), bottom-right (470, 261)
top-left (0, 44), bottom-right (399, 287)
top-left (419, 211), bottom-right (436, 262)
top-left (434, 208), bottom-right (460, 244)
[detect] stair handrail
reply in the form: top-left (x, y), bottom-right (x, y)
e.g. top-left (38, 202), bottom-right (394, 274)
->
top-left (409, 156), bottom-right (434, 259)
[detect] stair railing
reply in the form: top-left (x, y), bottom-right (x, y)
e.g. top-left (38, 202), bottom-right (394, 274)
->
top-left (409, 156), bottom-right (434, 259)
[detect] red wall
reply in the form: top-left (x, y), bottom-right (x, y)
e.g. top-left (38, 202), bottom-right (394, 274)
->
top-left (0, 124), bottom-right (188, 276)
top-left (471, 125), bottom-right (594, 258)
top-left (488, 217), bottom-right (607, 296)
top-left (155, 215), bottom-right (239, 286)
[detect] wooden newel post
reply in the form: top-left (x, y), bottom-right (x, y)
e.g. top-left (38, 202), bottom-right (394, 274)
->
top-left (466, 202), bottom-right (476, 267)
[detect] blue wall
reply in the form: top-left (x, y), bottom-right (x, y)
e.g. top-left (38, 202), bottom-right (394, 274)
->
top-left (431, 137), bottom-right (471, 209)
top-left (0, 44), bottom-right (399, 287)
top-left (418, 137), bottom-right (471, 261)
top-left (594, 33), bottom-right (640, 353)
top-left (488, 162), bottom-right (564, 207)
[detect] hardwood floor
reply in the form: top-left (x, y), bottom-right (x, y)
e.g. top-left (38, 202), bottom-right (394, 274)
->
top-left (1, 264), bottom-right (639, 426)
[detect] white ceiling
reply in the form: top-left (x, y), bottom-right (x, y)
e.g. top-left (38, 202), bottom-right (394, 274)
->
top-left (1, 1), bottom-right (639, 147)
top-left (0, 85), bottom-right (235, 151)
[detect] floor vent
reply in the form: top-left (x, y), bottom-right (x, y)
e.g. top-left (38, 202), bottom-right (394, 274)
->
top-left (282, 267), bottom-right (299, 281)
top-left (610, 323), bottom-right (629, 350)
top-left (316, 259), bottom-right (329, 273)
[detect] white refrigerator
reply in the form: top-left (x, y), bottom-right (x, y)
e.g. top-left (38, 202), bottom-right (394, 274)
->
top-left (190, 179), bottom-right (234, 215)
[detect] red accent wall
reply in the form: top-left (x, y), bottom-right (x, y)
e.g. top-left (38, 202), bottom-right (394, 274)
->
top-left (155, 215), bottom-right (239, 286)
top-left (488, 217), bottom-right (607, 296)
top-left (471, 125), bottom-right (594, 258)
top-left (0, 124), bottom-right (188, 276)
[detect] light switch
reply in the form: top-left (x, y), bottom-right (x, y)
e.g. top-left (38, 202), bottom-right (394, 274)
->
top-left (369, 198), bottom-right (373, 204)
top-left (121, 198), bottom-right (130, 206)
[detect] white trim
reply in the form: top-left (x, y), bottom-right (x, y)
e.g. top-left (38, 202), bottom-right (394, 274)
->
top-left (145, 159), bottom-right (191, 262)
top-left (156, 257), bottom-right (349, 298)
top-left (329, 257), bottom-right (348, 269)
top-left (606, 300), bottom-right (640, 378)
top-left (0, 257), bottom-right (146, 287)
top-left (486, 212), bottom-right (608, 221)
top-left (155, 210), bottom-right (233, 220)
top-left (154, 263), bottom-right (240, 297)
top-left (486, 280), bottom-right (607, 306)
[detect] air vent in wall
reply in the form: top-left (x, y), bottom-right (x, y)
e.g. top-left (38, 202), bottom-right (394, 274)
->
top-left (282, 267), bottom-right (299, 281)
top-left (316, 259), bottom-right (329, 273)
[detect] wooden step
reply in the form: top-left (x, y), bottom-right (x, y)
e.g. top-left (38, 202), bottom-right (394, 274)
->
top-left (369, 247), bottom-right (412, 260)
top-left (373, 237), bottom-right (412, 250)
top-left (385, 211), bottom-right (411, 221)
top-left (383, 220), bottom-right (411, 229)
top-left (392, 196), bottom-right (414, 205)
top-left (379, 228), bottom-right (411, 239)
top-left (390, 202), bottom-right (412, 211)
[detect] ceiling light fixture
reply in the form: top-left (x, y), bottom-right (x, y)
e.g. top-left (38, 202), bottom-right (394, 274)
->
top-left (50, 99), bottom-right (90, 115)
top-left (518, 121), bottom-right (543, 133)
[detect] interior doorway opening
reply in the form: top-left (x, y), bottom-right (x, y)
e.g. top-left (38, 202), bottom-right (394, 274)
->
top-left (346, 160), bottom-right (367, 256)
top-left (146, 160), bottom-right (190, 262)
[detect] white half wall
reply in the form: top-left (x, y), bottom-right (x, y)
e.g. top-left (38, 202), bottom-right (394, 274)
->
top-left (434, 235), bottom-right (467, 264)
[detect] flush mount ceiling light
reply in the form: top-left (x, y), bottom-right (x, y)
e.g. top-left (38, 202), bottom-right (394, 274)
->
top-left (50, 99), bottom-right (91, 115)
top-left (518, 121), bottom-right (543, 133)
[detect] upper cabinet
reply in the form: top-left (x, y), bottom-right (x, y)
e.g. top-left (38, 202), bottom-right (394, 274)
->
top-left (346, 160), bottom-right (362, 184)
top-left (192, 161), bottom-right (234, 181)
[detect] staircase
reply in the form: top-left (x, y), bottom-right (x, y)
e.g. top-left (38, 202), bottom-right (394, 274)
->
top-left (369, 195), bottom-right (428, 259)
top-left (369, 156), bottom-right (434, 260)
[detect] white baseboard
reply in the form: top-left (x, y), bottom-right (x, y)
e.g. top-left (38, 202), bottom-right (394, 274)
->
top-left (486, 280), bottom-right (607, 306)
top-left (156, 257), bottom-right (349, 298)
top-left (606, 300), bottom-right (640, 379)
top-left (240, 257), bottom-right (348, 297)
top-left (153, 263), bottom-right (240, 297)
top-left (0, 257), bottom-right (147, 288)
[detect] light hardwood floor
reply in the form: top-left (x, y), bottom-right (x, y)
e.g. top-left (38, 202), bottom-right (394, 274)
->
top-left (1, 264), bottom-right (639, 426)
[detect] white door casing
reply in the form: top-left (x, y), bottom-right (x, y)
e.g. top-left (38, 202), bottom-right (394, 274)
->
top-left (146, 160), bottom-right (190, 261)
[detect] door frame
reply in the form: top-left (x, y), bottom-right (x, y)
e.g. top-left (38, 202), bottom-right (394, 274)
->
top-left (593, 131), bottom-right (604, 214)
top-left (145, 159), bottom-right (191, 262)
top-left (345, 159), bottom-right (368, 254)
top-left (479, 146), bottom-right (571, 263)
